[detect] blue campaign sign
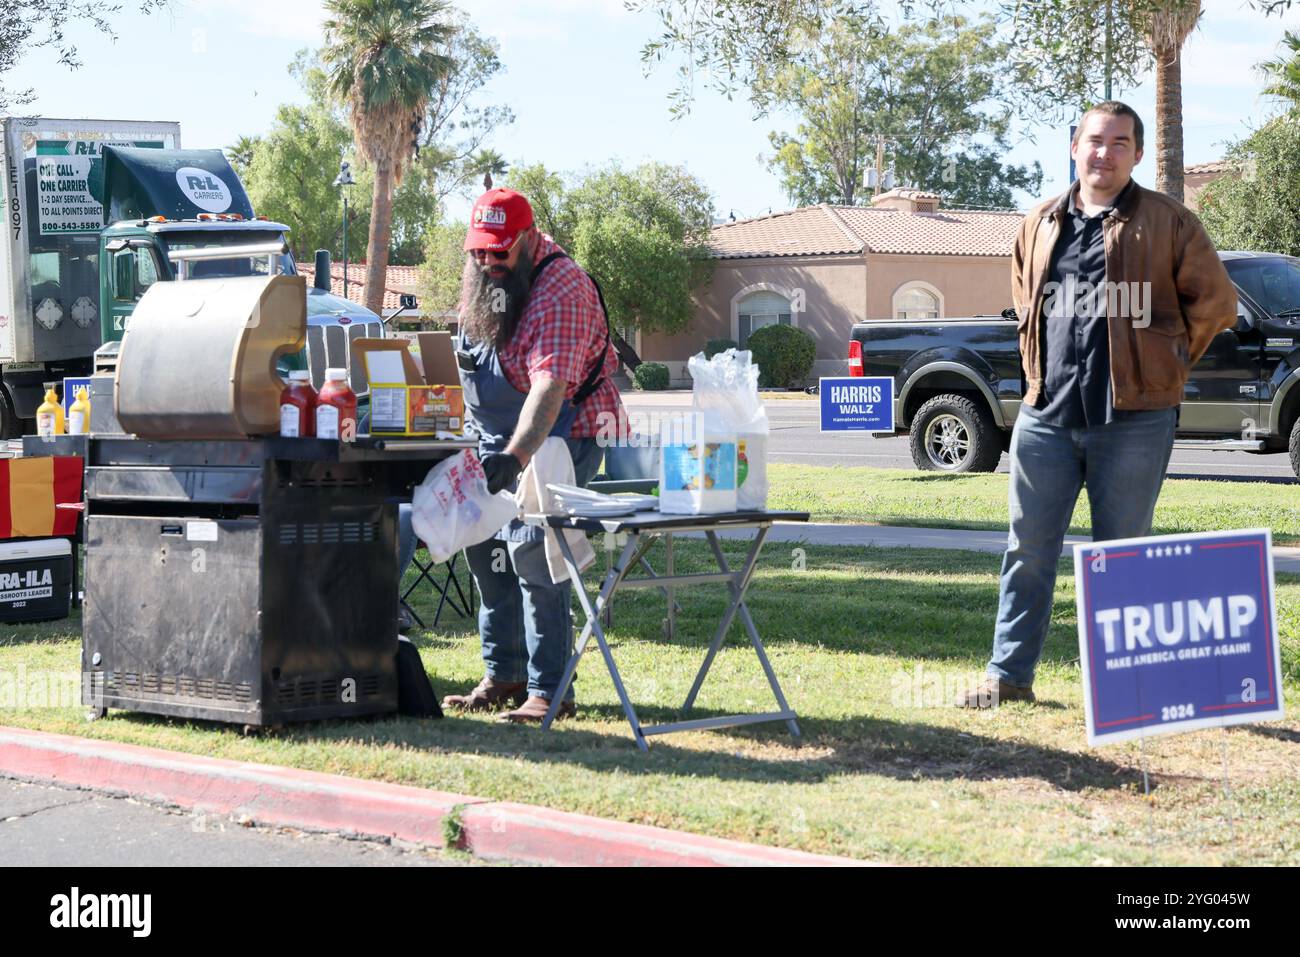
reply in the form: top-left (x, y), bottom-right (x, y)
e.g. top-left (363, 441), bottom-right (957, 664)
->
top-left (819, 376), bottom-right (894, 432)
top-left (1074, 529), bottom-right (1284, 745)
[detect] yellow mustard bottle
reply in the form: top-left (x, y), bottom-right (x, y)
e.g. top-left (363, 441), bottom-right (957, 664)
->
top-left (68, 387), bottom-right (91, 435)
top-left (36, 387), bottom-right (63, 437)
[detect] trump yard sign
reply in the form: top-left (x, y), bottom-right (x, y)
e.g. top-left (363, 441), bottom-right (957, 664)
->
top-left (1073, 529), bottom-right (1284, 745)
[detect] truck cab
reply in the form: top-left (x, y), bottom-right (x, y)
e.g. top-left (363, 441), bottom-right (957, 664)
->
top-left (95, 146), bottom-right (386, 389)
top-left (97, 217), bottom-right (386, 387)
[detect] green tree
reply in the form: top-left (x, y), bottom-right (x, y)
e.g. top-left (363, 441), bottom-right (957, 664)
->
top-left (239, 103), bottom-right (355, 263)
top-left (323, 0), bottom-right (454, 314)
top-left (416, 219), bottom-right (468, 317)
top-left (763, 14), bottom-right (1042, 208)
top-left (230, 52), bottom-right (368, 265)
top-left (568, 163), bottom-right (715, 367)
top-left (494, 161), bottom-right (715, 367)
top-left (1000, 1), bottom-right (1205, 200)
top-left (1198, 114), bottom-right (1300, 258)
top-left (504, 163), bottom-right (572, 239)
top-left (226, 135), bottom-right (262, 181)
top-left (629, 0), bottom-right (943, 115)
top-left (1261, 30), bottom-right (1300, 109)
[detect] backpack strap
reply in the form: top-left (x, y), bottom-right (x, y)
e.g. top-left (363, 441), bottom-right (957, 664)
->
top-left (530, 252), bottom-right (612, 408)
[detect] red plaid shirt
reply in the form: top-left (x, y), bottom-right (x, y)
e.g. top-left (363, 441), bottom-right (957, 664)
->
top-left (495, 233), bottom-right (624, 438)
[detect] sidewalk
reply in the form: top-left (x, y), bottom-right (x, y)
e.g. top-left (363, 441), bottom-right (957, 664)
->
top-left (0, 727), bottom-right (868, 868)
top-left (695, 522), bottom-right (1300, 573)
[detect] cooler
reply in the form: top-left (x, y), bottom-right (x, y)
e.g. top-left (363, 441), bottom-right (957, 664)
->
top-left (0, 538), bottom-right (73, 623)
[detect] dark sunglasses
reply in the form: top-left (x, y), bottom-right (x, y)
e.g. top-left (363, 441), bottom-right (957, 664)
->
top-left (471, 249), bottom-right (510, 262)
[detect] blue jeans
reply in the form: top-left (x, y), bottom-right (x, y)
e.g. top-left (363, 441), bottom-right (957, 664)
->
top-left (987, 408), bottom-right (1177, 687)
top-left (397, 439), bottom-right (602, 578)
top-left (400, 438), bottom-right (603, 701)
top-left (464, 437), bottom-right (603, 701)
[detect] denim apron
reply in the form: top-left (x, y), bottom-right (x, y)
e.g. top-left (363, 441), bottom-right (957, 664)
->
top-left (457, 253), bottom-right (609, 543)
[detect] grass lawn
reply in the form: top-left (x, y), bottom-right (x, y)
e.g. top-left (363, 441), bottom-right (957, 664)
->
top-left (1, 542), bottom-right (1297, 865)
top-left (766, 464), bottom-right (1300, 545)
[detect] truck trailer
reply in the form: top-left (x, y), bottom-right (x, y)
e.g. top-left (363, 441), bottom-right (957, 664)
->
top-left (0, 116), bottom-right (385, 436)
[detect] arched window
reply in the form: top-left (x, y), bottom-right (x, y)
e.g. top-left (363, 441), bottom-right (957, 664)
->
top-left (893, 282), bottom-right (943, 321)
top-left (736, 289), bottom-right (792, 347)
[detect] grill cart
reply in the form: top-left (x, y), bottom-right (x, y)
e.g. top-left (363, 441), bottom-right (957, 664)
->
top-left (81, 435), bottom-right (469, 726)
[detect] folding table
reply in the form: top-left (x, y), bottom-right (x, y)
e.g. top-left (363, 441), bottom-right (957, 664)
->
top-left (525, 508), bottom-right (810, 751)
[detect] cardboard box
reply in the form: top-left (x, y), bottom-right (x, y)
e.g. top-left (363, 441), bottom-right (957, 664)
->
top-left (355, 334), bottom-right (465, 436)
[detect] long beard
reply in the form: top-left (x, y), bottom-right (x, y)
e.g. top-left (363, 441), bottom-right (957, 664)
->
top-left (459, 243), bottom-right (532, 350)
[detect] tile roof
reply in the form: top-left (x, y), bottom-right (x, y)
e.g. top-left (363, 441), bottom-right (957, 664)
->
top-left (709, 206), bottom-right (865, 259)
top-left (834, 205), bottom-right (1022, 257)
top-left (710, 202), bottom-right (1022, 259)
top-left (1185, 160), bottom-right (1232, 176)
top-left (297, 262), bottom-right (421, 312)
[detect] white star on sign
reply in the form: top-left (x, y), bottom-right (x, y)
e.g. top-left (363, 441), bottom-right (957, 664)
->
top-left (1145, 548), bottom-right (1153, 558)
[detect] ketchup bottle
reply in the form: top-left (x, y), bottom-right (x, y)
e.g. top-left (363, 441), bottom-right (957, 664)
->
top-left (279, 370), bottom-right (317, 438)
top-left (315, 367), bottom-right (357, 441)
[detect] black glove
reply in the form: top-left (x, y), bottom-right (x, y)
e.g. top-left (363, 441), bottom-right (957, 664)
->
top-left (480, 451), bottom-right (522, 495)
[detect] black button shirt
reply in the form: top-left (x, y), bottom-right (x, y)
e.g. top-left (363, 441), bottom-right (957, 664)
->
top-left (1027, 179), bottom-right (1135, 427)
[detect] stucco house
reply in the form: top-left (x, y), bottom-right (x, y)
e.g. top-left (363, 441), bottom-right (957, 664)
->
top-left (637, 189), bottom-right (1023, 385)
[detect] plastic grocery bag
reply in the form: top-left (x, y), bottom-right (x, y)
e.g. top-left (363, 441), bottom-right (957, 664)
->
top-left (687, 349), bottom-right (770, 510)
top-left (410, 448), bottom-right (517, 564)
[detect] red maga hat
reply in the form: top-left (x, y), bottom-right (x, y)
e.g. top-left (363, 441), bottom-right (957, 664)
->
top-left (464, 188), bottom-right (534, 252)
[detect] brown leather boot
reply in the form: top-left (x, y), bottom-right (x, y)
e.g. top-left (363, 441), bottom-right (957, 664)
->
top-left (441, 676), bottom-right (528, 713)
top-left (499, 695), bottom-right (576, 724)
top-left (954, 677), bottom-right (1035, 709)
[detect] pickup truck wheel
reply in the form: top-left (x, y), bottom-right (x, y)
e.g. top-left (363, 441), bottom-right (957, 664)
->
top-left (1290, 417), bottom-right (1300, 481)
top-left (909, 394), bottom-right (1002, 473)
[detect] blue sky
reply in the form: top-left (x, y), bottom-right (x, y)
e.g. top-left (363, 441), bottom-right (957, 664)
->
top-left (7, 0), bottom-right (1300, 222)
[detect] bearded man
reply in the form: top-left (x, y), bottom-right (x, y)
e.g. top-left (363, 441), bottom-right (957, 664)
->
top-left (438, 188), bottom-right (624, 723)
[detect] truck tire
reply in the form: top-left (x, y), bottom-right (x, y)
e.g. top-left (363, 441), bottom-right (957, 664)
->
top-left (909, 394), bottom-right (1003, 473)
top-left (1290, 417), bottom-right (1300, 481)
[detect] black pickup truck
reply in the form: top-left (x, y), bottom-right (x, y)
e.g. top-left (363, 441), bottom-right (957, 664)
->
top-left (849, 250), bottom-right (1300, 478)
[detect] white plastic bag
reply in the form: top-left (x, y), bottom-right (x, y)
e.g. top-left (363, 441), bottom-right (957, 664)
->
top-left (410, 448), bottom-right (517, 564)
top-left (687, 349), bottom-right (770, 510)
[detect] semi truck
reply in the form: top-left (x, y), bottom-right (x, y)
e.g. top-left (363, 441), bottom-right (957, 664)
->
top-left (0, 116), bottom-right (386, 436)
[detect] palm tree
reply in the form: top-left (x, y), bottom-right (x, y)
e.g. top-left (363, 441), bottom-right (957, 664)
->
top-left (322, 0), bottom-right (452, 315)
top-left (1141, 0), bottom-right (1203, 201)
top-left (1261, 30), bottom-right (1300, 111)
top-left (226, 134), bottom-right (261, 179)
top-left (469, 148), bottom-right (509, 188)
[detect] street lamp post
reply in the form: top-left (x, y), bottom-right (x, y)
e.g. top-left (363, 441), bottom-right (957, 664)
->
top-left (333, 160), bottom-right (355, 299)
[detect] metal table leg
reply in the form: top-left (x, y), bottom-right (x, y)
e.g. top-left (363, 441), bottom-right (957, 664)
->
top-left (682, 529), bottom-right (768, 712)
top-left (702, 530), bottom-right (801, 739)
top-left (542, 532), bottom-right (649, 751)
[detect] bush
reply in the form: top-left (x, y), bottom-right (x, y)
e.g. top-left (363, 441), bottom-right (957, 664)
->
top-left (747, 324), bottom-right (816, 388)
top-left (704, 337), bottom-right (739, 359)
top-left (633, 362), bottom-right (671, 391)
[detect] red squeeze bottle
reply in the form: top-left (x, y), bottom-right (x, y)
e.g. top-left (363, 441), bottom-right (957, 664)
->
top-left (279, 370), bottom-right (317, 437)
top-left (315, 367), bottom-right (357, 441)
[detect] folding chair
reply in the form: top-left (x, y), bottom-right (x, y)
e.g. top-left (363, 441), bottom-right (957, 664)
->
top-left (400, 543), bottom-right (476, 630)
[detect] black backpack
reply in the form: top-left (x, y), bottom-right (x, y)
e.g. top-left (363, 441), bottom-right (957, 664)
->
top-left (396, 635), bottom-right (442, 718)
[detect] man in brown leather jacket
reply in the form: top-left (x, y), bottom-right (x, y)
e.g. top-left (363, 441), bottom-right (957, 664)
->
top-left (957, 101), bottom-right (1238, 708)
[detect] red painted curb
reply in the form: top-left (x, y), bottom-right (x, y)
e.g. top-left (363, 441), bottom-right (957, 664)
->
top-left (459, 802), bottom-right (873, 867)
top-left (0, 726), bottom-right (870, 867)
top-left (0, 727), bottom-right (476, 847)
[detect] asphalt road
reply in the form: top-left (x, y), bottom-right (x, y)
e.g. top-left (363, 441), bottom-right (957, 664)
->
top-left (0, 777), bottom-right (471, 866)
top-left (620, 394), bottom-right (1297, 481)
